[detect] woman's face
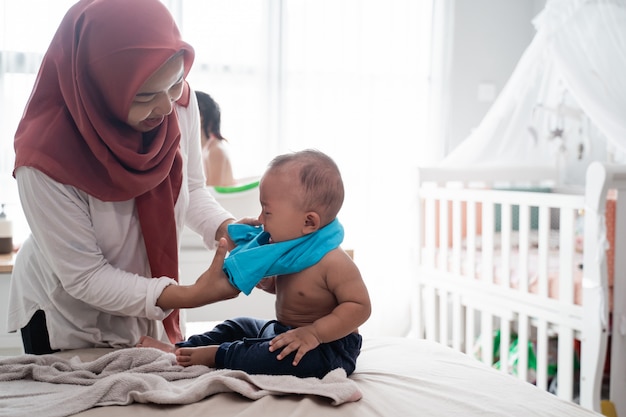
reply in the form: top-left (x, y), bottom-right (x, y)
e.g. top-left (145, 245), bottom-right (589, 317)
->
top-left (127, 54), bottom-right (185, 132)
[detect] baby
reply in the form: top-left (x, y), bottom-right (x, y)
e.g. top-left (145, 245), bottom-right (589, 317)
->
top-left (138, 149), bottom-right (371, 378)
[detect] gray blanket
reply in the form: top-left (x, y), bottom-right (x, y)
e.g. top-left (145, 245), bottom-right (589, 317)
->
top-left (0, 347), bottom-right (362, 417)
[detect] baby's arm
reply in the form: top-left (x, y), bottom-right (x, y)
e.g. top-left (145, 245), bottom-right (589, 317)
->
top-left (308, 251), bottom-right (371, 342)
top-left (269, 251), bottom-right (371, 365)
top-left (256, 276), bottom-right (277, 294)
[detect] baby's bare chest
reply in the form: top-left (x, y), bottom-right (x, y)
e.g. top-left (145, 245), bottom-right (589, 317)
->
top-left (275, 270), bottom-right (335, 309)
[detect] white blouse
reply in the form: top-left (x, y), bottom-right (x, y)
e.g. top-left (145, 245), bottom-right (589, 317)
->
top-left (7, 91), bottom-right (234, 349)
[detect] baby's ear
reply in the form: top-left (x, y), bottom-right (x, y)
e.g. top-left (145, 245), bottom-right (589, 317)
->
top-left (303, 212), bottom-right (321, 234)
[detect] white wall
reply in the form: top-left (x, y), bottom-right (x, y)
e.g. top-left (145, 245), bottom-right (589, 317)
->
top-left (445, 0), bottom-right (546, 155)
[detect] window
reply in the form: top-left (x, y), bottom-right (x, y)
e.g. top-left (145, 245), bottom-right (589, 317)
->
top-left (177, 0), bottom-right (275, 178)
top-left (170, 0), bottom-right (435, 336)
top-left (1, 0), bottom-right (434, 335)
top-left (0, 0), bottom-right (78, 172)
top-left (0, 0), bottom-right (78, 243)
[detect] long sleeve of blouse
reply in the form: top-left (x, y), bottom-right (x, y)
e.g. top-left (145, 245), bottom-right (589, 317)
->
top-left (7, 96), bottom-right (234, 349)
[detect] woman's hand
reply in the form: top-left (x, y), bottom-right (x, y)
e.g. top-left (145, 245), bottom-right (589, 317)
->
top-left (195, 237), bottom-right (240, 302)
top-left (157, 238), bottom-right (239, 310)
top-left (216, 217), bottom-right (261, 251)
top-left (236, 216), bottom-right (262, 226)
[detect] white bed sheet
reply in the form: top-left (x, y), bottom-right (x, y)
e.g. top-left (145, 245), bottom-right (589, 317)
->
top-left (0, 337), bottom-right (601, 417)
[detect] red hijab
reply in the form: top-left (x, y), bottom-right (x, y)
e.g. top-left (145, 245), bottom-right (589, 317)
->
top-left (13, 0), bottom-right (195, 343)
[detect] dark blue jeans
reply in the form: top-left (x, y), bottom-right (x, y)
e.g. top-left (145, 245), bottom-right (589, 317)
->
top-left (21, 310), bottom-right (59, 355)
top-left (176, 317), bottom-right (362, 378)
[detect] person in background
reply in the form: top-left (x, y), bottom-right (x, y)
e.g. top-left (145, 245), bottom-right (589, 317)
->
top-left (195, 91), bottom-right (236, 187)
top-left (9, 0), bottom-right (253, 355)
top-left (138, 149), bottom-right (371, 379)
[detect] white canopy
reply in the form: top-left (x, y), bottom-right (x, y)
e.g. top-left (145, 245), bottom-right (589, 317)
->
top-left (442, 0), bottom-right (626, 184)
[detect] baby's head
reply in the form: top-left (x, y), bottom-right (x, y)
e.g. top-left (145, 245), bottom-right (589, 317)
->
top-left (259, 149), bottom-right (344, 242)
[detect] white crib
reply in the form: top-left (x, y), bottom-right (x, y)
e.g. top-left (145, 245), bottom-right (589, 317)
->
top-left (413, 162), bottom-right (626, 416)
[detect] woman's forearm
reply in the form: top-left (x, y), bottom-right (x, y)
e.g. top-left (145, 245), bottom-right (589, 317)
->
top-left (157, 274), bottom-right (240, 310)
top-left (157, 237), bottom-right (240, 310)
top-left (157, 283), bottom-right (201, 310)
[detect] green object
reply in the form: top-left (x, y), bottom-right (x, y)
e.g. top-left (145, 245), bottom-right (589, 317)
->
top-left (493, 336), bottom-right (540, 376)
top-left (213, 180), bottom-right (260, 194)
top-left (477, 330), bottom-right (579, 384)
top-left (490, 330), bottom-right (558, 378)
top-left (493, 186), bottom-right (552, 231)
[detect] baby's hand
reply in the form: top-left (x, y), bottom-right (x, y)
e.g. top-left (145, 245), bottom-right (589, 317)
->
top-left (269, 326), bottom-right (321, 366)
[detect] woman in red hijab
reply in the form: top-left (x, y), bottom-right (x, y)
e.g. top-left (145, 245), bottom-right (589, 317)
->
top-left (9, 0), bottom-right (246, 354)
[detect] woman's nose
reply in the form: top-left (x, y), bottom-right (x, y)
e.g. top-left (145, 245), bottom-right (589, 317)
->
top-left (154, 92), bottom-right (175, 116)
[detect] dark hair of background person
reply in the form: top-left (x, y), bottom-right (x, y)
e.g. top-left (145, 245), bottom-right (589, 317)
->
top-left (195, 90), bottom-right (226, 141)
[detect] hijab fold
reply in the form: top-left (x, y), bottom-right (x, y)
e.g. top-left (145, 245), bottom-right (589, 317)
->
top-left (13, 0), bottom-right (196, 343)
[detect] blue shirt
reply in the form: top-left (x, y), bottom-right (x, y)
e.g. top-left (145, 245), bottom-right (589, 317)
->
top-left (223, 218), bottom-right (344, 295)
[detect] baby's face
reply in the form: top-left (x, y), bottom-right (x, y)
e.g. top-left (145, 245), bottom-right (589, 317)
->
top-left (258, 171), bottom-right (307, 243)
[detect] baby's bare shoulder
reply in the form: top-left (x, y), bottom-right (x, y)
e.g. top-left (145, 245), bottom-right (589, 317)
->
top-left (319, 248), bottom-right (361, 276)
top-left (323, 247), bottom-right (355, 261)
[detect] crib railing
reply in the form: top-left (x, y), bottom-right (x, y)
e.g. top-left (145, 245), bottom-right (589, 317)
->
top-left (414, 162), bottom-right (626, 414)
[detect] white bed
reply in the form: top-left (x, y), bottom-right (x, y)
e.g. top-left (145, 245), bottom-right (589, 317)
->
top-left (413, 161), bottom-right (626, 416)
top-left (0, 337), bottom-right (603, 417)
top-left (1, 163), bottom-right (620, 417)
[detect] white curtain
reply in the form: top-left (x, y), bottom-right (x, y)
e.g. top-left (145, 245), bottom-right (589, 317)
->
top-left (442, 0), bottom-right (626, 185)
top-left (180, 0), bottom-right (436, 336)
top-left (549, 0), bottom-right (626, 152)
top-left (278, 0), bottom-right (435, 337)
top-left (183, 0), bottom-right (437, 337)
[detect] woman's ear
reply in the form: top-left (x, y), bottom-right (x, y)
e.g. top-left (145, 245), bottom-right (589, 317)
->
top-left (302, 212), bottom-right (321, 234)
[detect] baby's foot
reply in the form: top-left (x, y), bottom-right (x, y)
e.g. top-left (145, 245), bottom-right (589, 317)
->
top-left (175, 346), bottom-right (219, 367)
top-left (136, 335), bottom-right (175, 353)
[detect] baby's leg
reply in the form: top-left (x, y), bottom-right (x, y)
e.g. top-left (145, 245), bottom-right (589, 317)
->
top-left (136, 335), bottom-right (175, 353)
top-left (175, 346), bottom-right (219, 367)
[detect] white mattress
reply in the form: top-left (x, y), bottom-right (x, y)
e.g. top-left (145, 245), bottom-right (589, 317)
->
top-left (1, 337), bottom-right (602, 417)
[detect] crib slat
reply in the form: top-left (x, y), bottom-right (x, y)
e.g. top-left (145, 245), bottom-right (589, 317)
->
top-left (423, 286), bottom-right (437, 342)
top-left (559, 209), bottom-right (575, 303)
top-left (466, 307), bottom-right (476, 356)
top-left (556, 208), bottom-right (576, 402)
top-left (452, 292), bottom-right (463, 351)
top-left (500, 318), bottom-right (511, 374)
top-left (419, 192), bottom-right (438, 340)
top-left (481, 312), bottom-right (494, 365)
top-left (518, 314), bottom-right (529, 382)
top-left (424, 197), bottom-right (436, 267)
top-left (482, 202), bottom-right (495, 284)
top-left (414, 287), bottom-right (425, 339)
top-left (557, 326), bottom-right (575, 401)
top-left (518, 205), bottom-right (530, 293)
top-left (537, 206), bottom-right (550, 299)
top-left (438, 199), bottom-right (449, 271)
top-left (452, 199), bottom-right (462, 274)
top-left (439, 290), bottom-right (449, 346)
top-left (466, 202), bottom-right (477, 280)
top-left (536, 320), bottom-right (549, 390)
top-left (501, 203), bottom-right (512, 288)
